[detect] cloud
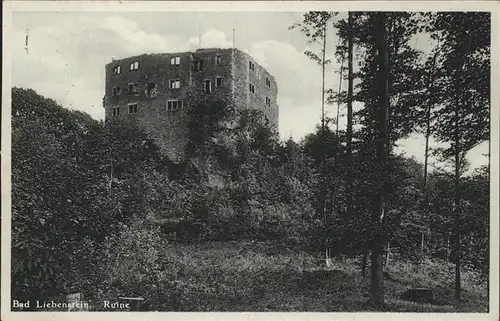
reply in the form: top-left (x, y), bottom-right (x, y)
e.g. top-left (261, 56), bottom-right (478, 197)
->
top-left (188, 28), bottom-right (233, 50)
top-left (250, 40), bottom-right (323, 104)
top-left (12, 26), bottom-right (96, 113)
top-left (102, 16), bottom-right (188, 56)
top-left (278, 97), bottom-right (321, 141)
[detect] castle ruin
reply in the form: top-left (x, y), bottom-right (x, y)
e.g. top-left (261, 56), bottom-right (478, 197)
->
top-left (103, 48), bottom-right (279, 162)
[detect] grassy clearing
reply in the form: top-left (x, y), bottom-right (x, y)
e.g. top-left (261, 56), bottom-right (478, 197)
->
top-left (135, 241), bottom-right (488, 312)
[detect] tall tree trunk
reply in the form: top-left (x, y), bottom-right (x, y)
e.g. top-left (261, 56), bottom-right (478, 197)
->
top-left (335, 49), bottom-right (344, 138)
top-left (453, 74), bottom-right (462, 302)
top-left (488, 135), bottom-right (491, 171)
top-left (108, 148), bottom-right (113, 198)
top-left (320, 21), bottom-right (331, 264)
top-left (346, 12), bottom-right (354, 222)
top-left (384, 241), bottom-right (390, 267)
top-left (452, 27), bottom-right (465, 300)
top-left (335, 35), bottom-right (345, 138)
top-left (370, 12), bottom-right (389, 309)
top-left (446, 231), bottom-right (451, 262)
top-left (345, 12), bottom-right (365, 276)
top-left (423, 106), bottom-right (432, 188)
top-left (361, 231), bottom-right (369, 277)
top-left (423, 48), bottom-right (439, 190)
top-left (330, 35), bottom-right (346, 258)
top-left (321, 22), bottom-right (327, 131)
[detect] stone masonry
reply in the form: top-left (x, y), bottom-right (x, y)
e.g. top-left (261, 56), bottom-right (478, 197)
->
top-left (103, 48), bottom-right (279, 162)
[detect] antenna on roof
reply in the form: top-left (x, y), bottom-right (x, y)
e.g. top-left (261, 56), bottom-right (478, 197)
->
top-left (233, 28), bottom-right (235, 48)
top-left (198, 12), bottom-right (202, 49)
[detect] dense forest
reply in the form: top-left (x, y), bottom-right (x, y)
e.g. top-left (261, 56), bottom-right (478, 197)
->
top-left (11, 11), bottom-right (490, 312)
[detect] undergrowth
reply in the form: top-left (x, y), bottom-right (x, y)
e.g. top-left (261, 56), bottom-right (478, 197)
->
top-left (94, 240), bottom-right (488, 312)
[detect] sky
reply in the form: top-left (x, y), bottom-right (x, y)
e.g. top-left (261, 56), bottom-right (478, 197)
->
top-left (11, 11), bottom-right (490, 173)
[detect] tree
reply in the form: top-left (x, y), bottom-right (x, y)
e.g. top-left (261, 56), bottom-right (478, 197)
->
top-left (336, 11), bottom-right (425, 281)
top-left (301, 123), bottom-right (344, 254)
top-left (346, 12), bottom-right (355, 222)
top-left (368, 12), bottom-right (390, 308)
top-left (460, 166), bottom-right (489, 278)
top-left (418, 25), bottom-right (443, 190)
top-left (330, 12), bottom-right (357, 225)
top-left (290, 11), bottom-right (337, 264)
top-left (429, 12), bottom-right (490, 301)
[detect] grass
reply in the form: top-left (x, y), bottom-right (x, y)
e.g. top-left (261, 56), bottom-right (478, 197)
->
top-left (136, 240), bottom-right (488, 312)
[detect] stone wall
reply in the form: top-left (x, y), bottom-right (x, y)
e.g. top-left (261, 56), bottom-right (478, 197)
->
top-left (232, 50), bottom-right (279, 129)
top-left (105, 52), bottom-right (195, 161)
top-left (190, 49), bottom-right (234, 102)
top-left (231, 49), bottom-right (250, 113)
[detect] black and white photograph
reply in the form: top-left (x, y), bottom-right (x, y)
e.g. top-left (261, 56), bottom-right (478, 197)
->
top-left (1, 1), bottom-right (499, 319)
